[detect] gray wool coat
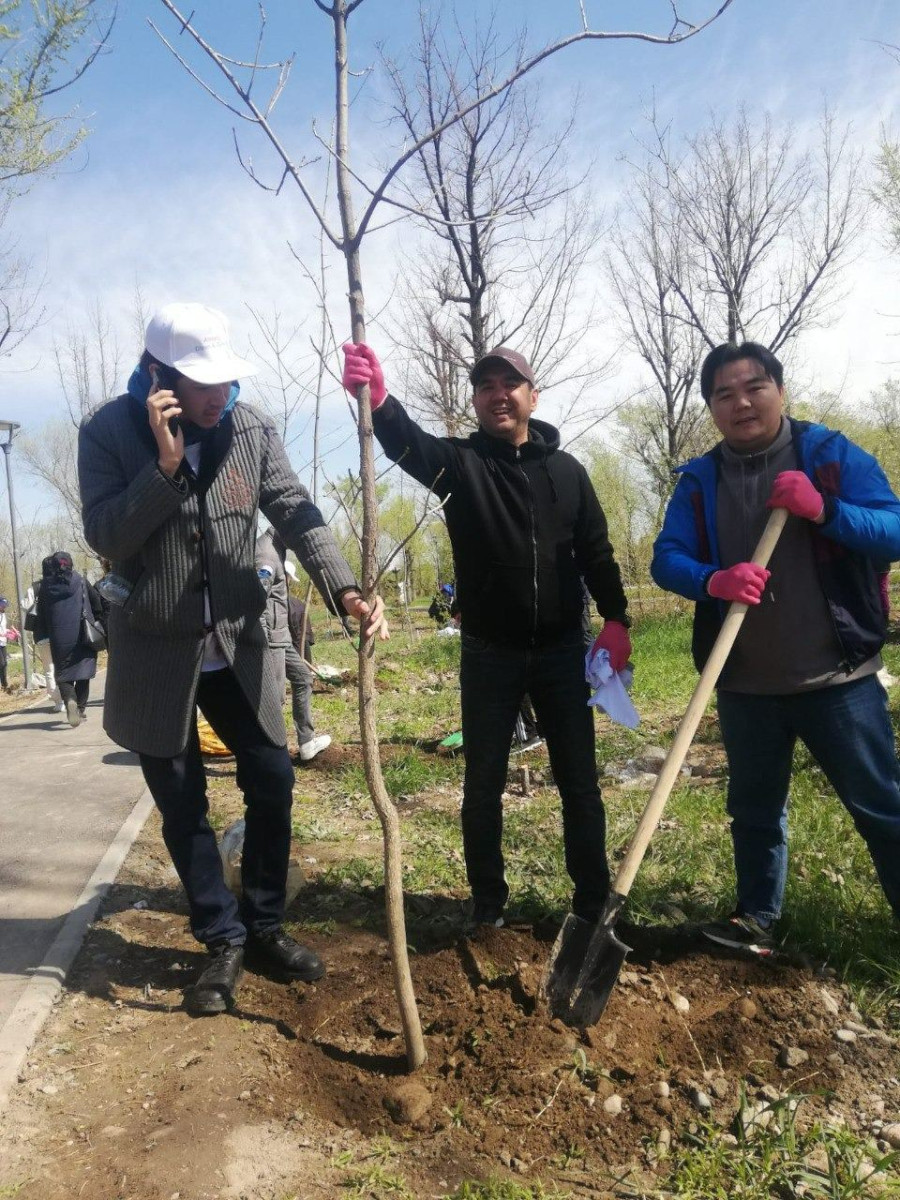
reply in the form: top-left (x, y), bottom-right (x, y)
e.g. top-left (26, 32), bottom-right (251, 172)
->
top-left (78, 394), bottom-right (358, 757)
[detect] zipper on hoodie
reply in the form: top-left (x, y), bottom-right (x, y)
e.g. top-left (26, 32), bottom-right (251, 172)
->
top-left (516, 446), bottom-right (539, 641)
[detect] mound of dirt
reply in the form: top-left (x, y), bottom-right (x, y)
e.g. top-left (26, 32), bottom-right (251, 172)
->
top-left (1, 891), bottom-right (897, 1200)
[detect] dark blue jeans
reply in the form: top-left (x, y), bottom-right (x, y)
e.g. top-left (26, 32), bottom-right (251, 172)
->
top-left (717, 675), bottom-right (900, 924)
top-left (139, 668), bottom-right (295, 947)
top-left (460, 631), bottom-right (609, 918)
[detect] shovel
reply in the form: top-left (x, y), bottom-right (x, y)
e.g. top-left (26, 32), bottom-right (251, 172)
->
top-left (542, 506), bottom-right (789, 1027)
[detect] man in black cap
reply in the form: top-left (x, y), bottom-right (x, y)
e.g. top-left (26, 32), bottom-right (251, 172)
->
top-left (342, 342), bottom-right (631, 930)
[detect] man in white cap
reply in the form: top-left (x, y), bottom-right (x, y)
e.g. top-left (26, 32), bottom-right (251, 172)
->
top-left (78, 302), bottom-right (387, 1016)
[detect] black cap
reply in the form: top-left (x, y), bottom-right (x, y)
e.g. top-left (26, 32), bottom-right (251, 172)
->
top-left (470, 345), bottom-right (536, 387)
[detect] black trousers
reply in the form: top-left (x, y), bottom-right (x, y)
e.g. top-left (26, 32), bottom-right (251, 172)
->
top-left (460, 631), bottom-right (610, 920)
top-left (58, 679), bottom-right (89, 711)
top-left (139, 668), bottom-right (295, 947)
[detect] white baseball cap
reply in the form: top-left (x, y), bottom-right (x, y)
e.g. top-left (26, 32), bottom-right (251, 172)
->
top-left (145, 302), bottom-right (258, 384)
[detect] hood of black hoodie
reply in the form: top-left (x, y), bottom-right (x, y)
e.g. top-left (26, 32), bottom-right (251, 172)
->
top-left (470, 417), bottom-right (560, 459)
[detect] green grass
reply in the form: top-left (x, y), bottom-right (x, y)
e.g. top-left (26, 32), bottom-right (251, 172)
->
top-left (342, 1164), bottom-right (412, 1198)
top-left (668, 1090), bottom-right (900, 1198)
top-left (444, 1183), bottom-right (571, 1200)
top-left (194, 614), bottom-right (900, 1198)
top-left (630, 611), bottom-right (700, 709)
top-left (333, 748), bottom-right (463, 802)
top-left (302, 618), bottom-right (900, 1021)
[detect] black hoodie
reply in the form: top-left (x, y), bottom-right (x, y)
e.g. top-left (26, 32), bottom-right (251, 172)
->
top-left (372, 396), bottom-right (627, 646)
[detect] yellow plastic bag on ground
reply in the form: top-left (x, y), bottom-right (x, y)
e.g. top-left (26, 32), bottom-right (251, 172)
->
top-left (197, 711), bottom-right (232, 757)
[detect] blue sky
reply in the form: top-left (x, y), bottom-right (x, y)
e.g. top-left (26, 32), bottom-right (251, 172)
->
top-left (4, 0), bottom-right (900, 521)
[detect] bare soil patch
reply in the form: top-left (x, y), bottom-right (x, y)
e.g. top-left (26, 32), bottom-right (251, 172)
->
top-left (0, 786), bottom-right (897, 1200)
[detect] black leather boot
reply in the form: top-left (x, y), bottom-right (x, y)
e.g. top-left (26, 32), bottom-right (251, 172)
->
top-left (246, 929), bottom-right (325, 982)
top-left (184, 944), bottom-right (244, 1015)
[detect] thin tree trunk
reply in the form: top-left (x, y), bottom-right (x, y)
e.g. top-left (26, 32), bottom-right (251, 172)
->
top-left (332, 0), bottom-right (426, 1073)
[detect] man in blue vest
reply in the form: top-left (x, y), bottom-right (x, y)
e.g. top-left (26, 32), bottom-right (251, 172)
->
top-left (652, 341), bottom-right (900, 948)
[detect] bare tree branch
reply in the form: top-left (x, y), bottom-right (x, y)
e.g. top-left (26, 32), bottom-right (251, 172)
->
top-left (609, 104), bottom-right (863, 505)
top-left (152, 0), bottom-right (737, 1078)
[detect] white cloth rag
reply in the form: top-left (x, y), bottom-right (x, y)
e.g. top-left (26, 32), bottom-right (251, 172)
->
top-left (585, 647), bottom-right (640, 729)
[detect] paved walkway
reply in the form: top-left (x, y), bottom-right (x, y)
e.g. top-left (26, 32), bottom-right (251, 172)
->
top-left (0, 674), bottom-right (151, 1104)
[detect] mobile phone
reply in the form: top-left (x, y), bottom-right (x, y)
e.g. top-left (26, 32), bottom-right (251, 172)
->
top-left (149, 363), bottom-right (178, 392)
top-left (149, 364), bottom-right (180, 436)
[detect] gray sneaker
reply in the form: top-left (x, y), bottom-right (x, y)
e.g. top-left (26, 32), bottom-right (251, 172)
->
top-left (702, 911), bottom-right (775, 954)
top-left (65, 697), bottom-right (81, 728)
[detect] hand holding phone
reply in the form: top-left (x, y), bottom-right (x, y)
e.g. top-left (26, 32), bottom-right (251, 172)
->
top-left (147, 364), bottom-right (184, 475)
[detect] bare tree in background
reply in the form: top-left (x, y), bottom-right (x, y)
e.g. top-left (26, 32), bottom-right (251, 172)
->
top-left (385, 13), bottom-right (608, 441)
top-left (0, 194), bottom-right (45, 356)
top-left (878, 137), bottom-right (900, 254)
top-left (247, 144), bottom-right (346, 502)
top-left (873, 42), bottom-right (900, 255)
top-left (873, 136), bottom-right (900, 255)
top-left (0, 511), bottom-right (88, 601)
top-left (246, 306), bottom-right (314, 445)
top-left (0, 2), bottom-right (116, 361)
top-left (20, 301), bottom-right (122, 551)
top-left (609, 107), bottom-right (863, 508)
top-left (606, 147), bottom-right (708, 508)
top-left (151, 0), bottom-right (737, 1072)
top-left (663, 110), bottom-right (862, 350)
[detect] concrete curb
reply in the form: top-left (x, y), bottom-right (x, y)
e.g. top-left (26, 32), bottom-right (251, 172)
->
top-left (0, 787), bottom-right (155, 1113)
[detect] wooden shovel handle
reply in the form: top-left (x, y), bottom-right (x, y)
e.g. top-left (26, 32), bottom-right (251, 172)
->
top-left (611, 506), bottom-right (789, 900)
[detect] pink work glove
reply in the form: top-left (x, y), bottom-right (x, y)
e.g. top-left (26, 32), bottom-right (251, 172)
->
top-left (591, 620), bottom-right (632, 673)
top-left (341, 343), bottom-right (387, 410)
top-left (767, 470), bottom-right (824, 523)
top-left (707, 563), bottom-right (771, 605)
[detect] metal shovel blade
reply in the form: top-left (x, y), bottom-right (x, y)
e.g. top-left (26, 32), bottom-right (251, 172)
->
top-left (567, 920), bottom-right (633, 1027)
top-left (542, 913), bottom-right (597, 1020)
top-left (541, 507), bottom-right (790, 1029)
top-left (542, 893), bottom-right (631, 1026)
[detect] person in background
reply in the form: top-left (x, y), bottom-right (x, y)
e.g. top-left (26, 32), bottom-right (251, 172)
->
top-left (0, 596), bottom-right (15, 693)
top-left (78, 302), bottom-right (388, 1017)
top-left (255, 526), bottom-right (291, 701)
top-left (343, 341), bottom-right (631, 931)
top-left (285, 560), bottom-right (331, 761)
top-left (428, 583), bottom-right (454, 626)
top-left (31, 552), bottom-right (103, 726)
top-left (652, 340), bottom-right (900, 948)
top-left (24, 573), bottom-right (64, 711)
